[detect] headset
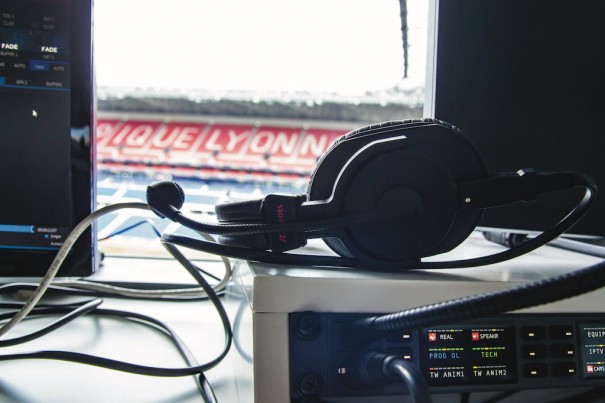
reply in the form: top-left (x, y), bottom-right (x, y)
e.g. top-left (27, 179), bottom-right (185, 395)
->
top-left (146, 118), bottom-right (597, 271)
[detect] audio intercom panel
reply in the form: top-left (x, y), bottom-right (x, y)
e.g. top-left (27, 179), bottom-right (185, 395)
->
top-left (226, 243), bottom-right (604, 403)
top-left (289, 312), bottom-right (605, 401)
top-left (0, 0), bottom-right (95, 276)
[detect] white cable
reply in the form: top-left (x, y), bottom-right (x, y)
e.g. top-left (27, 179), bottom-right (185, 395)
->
top-left (6, 240), bottom-right (232, 300)
top-left (0, 202), bottom-right (149, 338)
top-left (52, 242), bottom-right (232, 299)
top-left (53, 229), bottom-right (232, 299)
top-left (58, 215), bottom-right (232, 299)
top-left (0, 202), bottom-right (233, 337)
top-left (48, 279), bottom-right (223, 299)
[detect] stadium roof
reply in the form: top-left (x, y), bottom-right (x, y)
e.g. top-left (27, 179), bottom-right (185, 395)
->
top-left (96, 85), bottom-right (424, 124)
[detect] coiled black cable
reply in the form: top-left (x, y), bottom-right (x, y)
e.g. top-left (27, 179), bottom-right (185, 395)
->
top-left (347, 255), bottom-right (605, 344)
top-left (0, 305), bottom-right (219, 401)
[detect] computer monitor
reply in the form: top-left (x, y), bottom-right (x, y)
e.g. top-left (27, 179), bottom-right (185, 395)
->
top-left (0, 0), bottom-right (96, 276)
top-left (426, 0), bottom-right (605, 237)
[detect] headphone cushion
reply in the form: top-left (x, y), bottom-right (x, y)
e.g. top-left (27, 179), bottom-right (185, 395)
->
top-left (216, 199), bottom-right (270, 250)
top-left (307, 119), bottom-right (486, 266)
top-left (216, 199), bottom-right (264, 223)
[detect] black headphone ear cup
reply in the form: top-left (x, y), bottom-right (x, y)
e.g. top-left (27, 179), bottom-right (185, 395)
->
top-left (307, 119), bottom-right (487, 266)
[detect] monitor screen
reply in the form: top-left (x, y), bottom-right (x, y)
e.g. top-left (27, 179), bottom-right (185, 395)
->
top-left (426, 0), bottom-right (605, 237)
top-left (0, 0), bottom-right (95, 276)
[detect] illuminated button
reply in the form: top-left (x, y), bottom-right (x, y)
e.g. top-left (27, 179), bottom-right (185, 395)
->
top-left (549, 326), bottom-right (574, 339)
top-left (387, 348), bottom-right (413, 361)
top-left (524, 363), bottom-right (548, 378)
top-left (521, 326), bottom-right (545, 341)
top-left (552, 362), bottom-right (576, 377)
top-left (550, 343), bottom-right (575, 358)
top-left (523, 344), bottom-right (547, 359)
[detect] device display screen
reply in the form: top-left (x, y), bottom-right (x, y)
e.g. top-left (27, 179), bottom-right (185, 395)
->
top-left (578, 323), bottom-right (605, 379)
top-left (0, 0), bottom-right (94, 276)
top-left (430, 0), bottom-right (605, 237)
top-left (420, 324), bottom-right (517, 386)
top-left (0, 0), bottom-right (72, 251)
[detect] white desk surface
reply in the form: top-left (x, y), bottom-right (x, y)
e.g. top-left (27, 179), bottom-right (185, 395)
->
top-left (238, 232), bottom-right (604, 314)
top-left (0, 256), bottom-right (239, 403)
top-left (0, 232), bottom-right (603, 402)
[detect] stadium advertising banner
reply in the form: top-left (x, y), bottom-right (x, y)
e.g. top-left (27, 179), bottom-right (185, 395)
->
top-left (97, 118), bottom-right (350, 180)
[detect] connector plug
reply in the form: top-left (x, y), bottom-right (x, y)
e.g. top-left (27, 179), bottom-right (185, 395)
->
top-left (339, 351), bottom-right (432, 403)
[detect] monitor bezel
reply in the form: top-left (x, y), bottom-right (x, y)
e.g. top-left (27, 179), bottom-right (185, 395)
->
top-left (0, 0), bottom-right (96, 277)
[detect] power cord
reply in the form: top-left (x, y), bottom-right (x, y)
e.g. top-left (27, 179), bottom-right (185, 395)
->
top-left (386, 357), bottom-right (432, 403)
top-left (0, 298), bottom-right (102, 347)
top-left (340, 351), bottom-right (432, 403)
top-left (1, 304), bottom-right (220, 401)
